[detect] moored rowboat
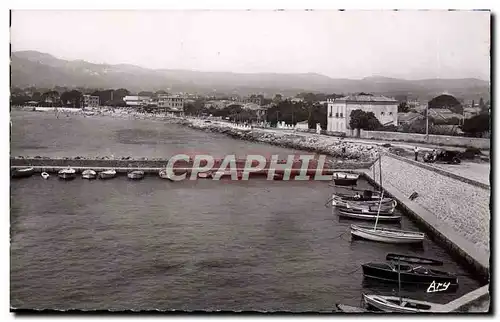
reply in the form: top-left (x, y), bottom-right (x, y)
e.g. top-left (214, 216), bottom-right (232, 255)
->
top-left (362, 262), bottom-right (458, 285)
top-left (41, 172), bottom-right (50, 179)
top-left (159, 169), bottom-right (175, 181)
top-left (351, 225), bottom-right (424, 243)
top-left (11, 167), bottom-right (35, 178)
top-left (362, 294), bottom-right (448, 313)
top-left (339, 210), bottom-right (401, 222)
top-left (82, 169), bottom-right (97, 179)
top-left (98, 169), bottom-right (116, 179)
top-left (58, 167), bottom-right (76, 180)
top-left (197, 171), bottom-right (213, 179)
top-left (333, 172), bottom-right (359, 186)
top-left (127, 170), bottom-right (145, 180)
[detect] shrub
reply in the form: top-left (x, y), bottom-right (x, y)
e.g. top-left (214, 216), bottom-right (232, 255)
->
top-left (382, 143), bottom-right (392, 147)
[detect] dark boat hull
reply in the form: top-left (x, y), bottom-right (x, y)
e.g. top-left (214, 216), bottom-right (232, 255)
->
top-left (333, 178), bottom-right (358, 186)
top-left (11, 168), bottom-right (35, 178)
top-left (362, 264), bottom-right (458, 285)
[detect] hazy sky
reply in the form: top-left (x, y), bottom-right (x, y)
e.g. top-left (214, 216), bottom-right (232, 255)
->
top-left (11, 10), bottom-right (490, 80)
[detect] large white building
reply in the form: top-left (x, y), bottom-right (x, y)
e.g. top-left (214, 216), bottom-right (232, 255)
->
top-left (123, 96), bottom-right (150, 107)
top-left (83, 95), bottom-right (99, 108)
top-left (327, 95), bottom-right (398, 133)
top-left (158, 95), bottom-right (184, 112)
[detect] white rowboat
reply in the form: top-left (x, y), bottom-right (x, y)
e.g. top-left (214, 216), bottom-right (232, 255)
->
top-left (58, 168), bottom-right (76, 180)
top-left (98, 169), bottom-right (116, 179)
top-left (41, 172), bottom-right (50, 179)
top-left (127, 170), bottom-right (145, 180)
top-left (351, 225), bottom-right (425, 244)
top-left (363, 294), bottom-right (447, 313)
top-left (82, 169), bottom-right (97, 179)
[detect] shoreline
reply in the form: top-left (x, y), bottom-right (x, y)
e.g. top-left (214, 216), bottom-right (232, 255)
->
top-left (13, 107), bottom-right (382, 162)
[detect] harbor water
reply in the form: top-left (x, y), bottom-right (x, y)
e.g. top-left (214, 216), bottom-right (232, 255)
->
top-left (10, 110), bottom-right (481, 311)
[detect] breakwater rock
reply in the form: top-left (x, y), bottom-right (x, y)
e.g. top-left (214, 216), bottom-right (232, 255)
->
top-left (184, 120), bottom-right (381, 162)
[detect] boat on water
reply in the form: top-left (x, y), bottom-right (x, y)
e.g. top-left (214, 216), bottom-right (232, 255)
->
top-left (98, 169), bottom-right (117, 180)
top-left (159, 169), bottom-right (175, 181)
top-left (386, 253), bottom-right (443, 266)
top-left (332, 191), bottom-right (397, 209)
top-left (41, 172), bottom-right (50, 179)
top-left (11, 167), bottom-right (35, 178)
top-left (197, 171), bottom-right (213, 179)
top-left (82, 169), bottom-right (97, 179)
top-left (351, 225), bottom-right (424, 243)
top-left (363, 294), bottom-right (447, 313)
top-left (333, 172), bottom-right (360, 186)
top-left (214, 170), bottom-right (243, 180)
top-left (362, 262), bottom-right (458, 285)
top-left (340, 210), bottom-right (401, 222)
top-left (272, 173), bottom-right (284, 180)
top-left (58, 167), bottom-right (76, 180)
top-left (127, 170), bottom-right (145, 180)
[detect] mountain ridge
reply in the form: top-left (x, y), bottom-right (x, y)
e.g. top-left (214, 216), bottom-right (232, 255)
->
top-left (11, 50), bottom-right (490, 101)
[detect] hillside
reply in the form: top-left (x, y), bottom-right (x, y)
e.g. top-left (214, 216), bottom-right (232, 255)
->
top-left (11, 50), bottom-right (490, 101)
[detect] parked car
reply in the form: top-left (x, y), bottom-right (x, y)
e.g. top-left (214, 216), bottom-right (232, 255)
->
top-left (423, 149), bottom-right (461, 164)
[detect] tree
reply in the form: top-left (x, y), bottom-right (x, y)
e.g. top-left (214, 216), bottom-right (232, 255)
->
top-left (138, 91), bottom-right (153, 97)
top-left (32, 92), bottom-right (42, 101)
top-left (155, 90), bottom-right (168, 97)
top-left (428, 94), bottom-right (463, 115)
top-left (398, 101), bottom-right (410, 113)
top-left (60, 90), bottom-right (83, 108)
top-left (349, 109), bottom-right (382, 135)
top-left (113, 88), bottom-right (130, 101)
top-left (461, 114), bottom-right (490, 137)
top-left (41, 90), bottom-right (60, 106)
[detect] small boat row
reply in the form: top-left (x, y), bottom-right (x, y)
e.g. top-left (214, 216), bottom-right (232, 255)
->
top-left (331, 190), bottom-right (399, 221)
top-left (12, 167), bottom-right (285, 181)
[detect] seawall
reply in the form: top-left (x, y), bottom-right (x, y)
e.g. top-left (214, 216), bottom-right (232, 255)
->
top-left (364, 153), bottom-right (490, 282)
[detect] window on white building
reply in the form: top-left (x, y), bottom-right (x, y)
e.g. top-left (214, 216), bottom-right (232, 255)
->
top-left (381, 112), bottom-right (385, 115)
top-left (389, 112), bottom-right (393, 115)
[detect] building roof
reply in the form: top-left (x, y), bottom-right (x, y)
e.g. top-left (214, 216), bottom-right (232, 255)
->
top-left (429, 108), bottom-right (463, 120)
top-left (334, 95), bottom-right (397, 103)
top-left (398, 112), bottom-right (423, 123)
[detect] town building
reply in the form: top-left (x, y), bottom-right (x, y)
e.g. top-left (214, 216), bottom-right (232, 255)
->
top-left (428, 108), bottom-right (464, 123)
top-left (291, 97), bottom-right (304, 103)
top-left (83, 95), bottom-right (99, 108)
top-left (397, 112), bottom-right (424, 126)
top-left (158, 95), bottom-right (184, 114)
top-left (123, 96), bottom-right (150, 107)
top-left (241, 96), bottom-right (263, 106)
top-left (327, 95), bottom-right (398, 133)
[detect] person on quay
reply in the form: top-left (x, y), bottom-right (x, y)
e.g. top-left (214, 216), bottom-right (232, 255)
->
top-left (414, 146), bottom-right (420, 161)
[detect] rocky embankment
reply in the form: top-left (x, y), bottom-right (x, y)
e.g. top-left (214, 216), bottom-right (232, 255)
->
top-left (184, 119), bottom-right (381, 162)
